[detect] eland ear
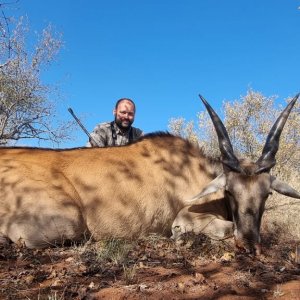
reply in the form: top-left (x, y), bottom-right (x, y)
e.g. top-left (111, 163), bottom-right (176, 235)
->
top-left (271, 176), bottom-right (300, 199)
top-left (189, 174), bottom-right (226, 202)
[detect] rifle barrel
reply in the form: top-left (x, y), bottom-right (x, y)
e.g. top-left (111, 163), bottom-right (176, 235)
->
top-left (68, 108), bottom-right (100, 146)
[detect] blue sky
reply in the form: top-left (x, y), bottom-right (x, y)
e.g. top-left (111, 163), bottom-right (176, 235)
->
top-left (14, 0), bottom-right (300, 148)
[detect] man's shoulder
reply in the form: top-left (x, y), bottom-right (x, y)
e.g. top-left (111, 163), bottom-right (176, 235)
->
top-left (94, 122), bottom-right (112, 130)
top-left (97, 121), bottom-right (112, 127)
top-left (92, 122), bottom-right (113, 135)
top-left (132, 126), bottom-right (143, 136)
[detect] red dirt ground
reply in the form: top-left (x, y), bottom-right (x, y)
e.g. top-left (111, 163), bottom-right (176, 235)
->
top-left (0, 233), bottom-right (299, 300)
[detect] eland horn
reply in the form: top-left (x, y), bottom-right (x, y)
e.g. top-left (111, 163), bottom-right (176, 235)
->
top-left (256, 93), bottom-right (299, 173)
top-left (199, 94), bottom-right (242, 173)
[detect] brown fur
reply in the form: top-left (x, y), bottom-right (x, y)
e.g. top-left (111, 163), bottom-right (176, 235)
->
top-left (0, 133), bottom-right (222, 248)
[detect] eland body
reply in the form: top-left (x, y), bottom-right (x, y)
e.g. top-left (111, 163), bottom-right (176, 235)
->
top-left (0, 95), bottom-right (299, 253)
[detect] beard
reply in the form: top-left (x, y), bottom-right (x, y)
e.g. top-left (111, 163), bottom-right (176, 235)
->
top-left (115, 117), bottom-right (133, 131)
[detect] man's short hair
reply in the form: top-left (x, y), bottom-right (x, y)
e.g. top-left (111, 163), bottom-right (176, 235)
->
top-left (115, 98), bottom-right (136, 111)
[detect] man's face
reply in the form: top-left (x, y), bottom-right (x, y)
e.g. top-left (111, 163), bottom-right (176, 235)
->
top-left (113, 100), bottom-right (135, 130)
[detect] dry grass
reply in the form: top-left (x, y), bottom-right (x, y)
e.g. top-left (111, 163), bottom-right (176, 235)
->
top-left (93, 238), bottom-right (133, 265)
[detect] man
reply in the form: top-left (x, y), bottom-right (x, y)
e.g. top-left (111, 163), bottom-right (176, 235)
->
top-left (86, 98), bottom-right (143, 147)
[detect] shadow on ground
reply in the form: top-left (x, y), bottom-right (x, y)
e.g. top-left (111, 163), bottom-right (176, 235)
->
top-left (0, 232), bottom-right (299, 299)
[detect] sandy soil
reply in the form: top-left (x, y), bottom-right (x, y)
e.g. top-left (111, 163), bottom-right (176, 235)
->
top-left (0, 233), bottom-right (300, 300)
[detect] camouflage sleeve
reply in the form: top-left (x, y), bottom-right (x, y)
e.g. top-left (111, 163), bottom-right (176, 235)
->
top-left (86, 124), bottom-right (108, 147)
top-left (133, 127), bottom-right (144, 141)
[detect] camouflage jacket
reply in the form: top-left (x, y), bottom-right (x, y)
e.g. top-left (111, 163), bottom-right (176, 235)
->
top-left (86, 121), bottom-right (143, 147)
